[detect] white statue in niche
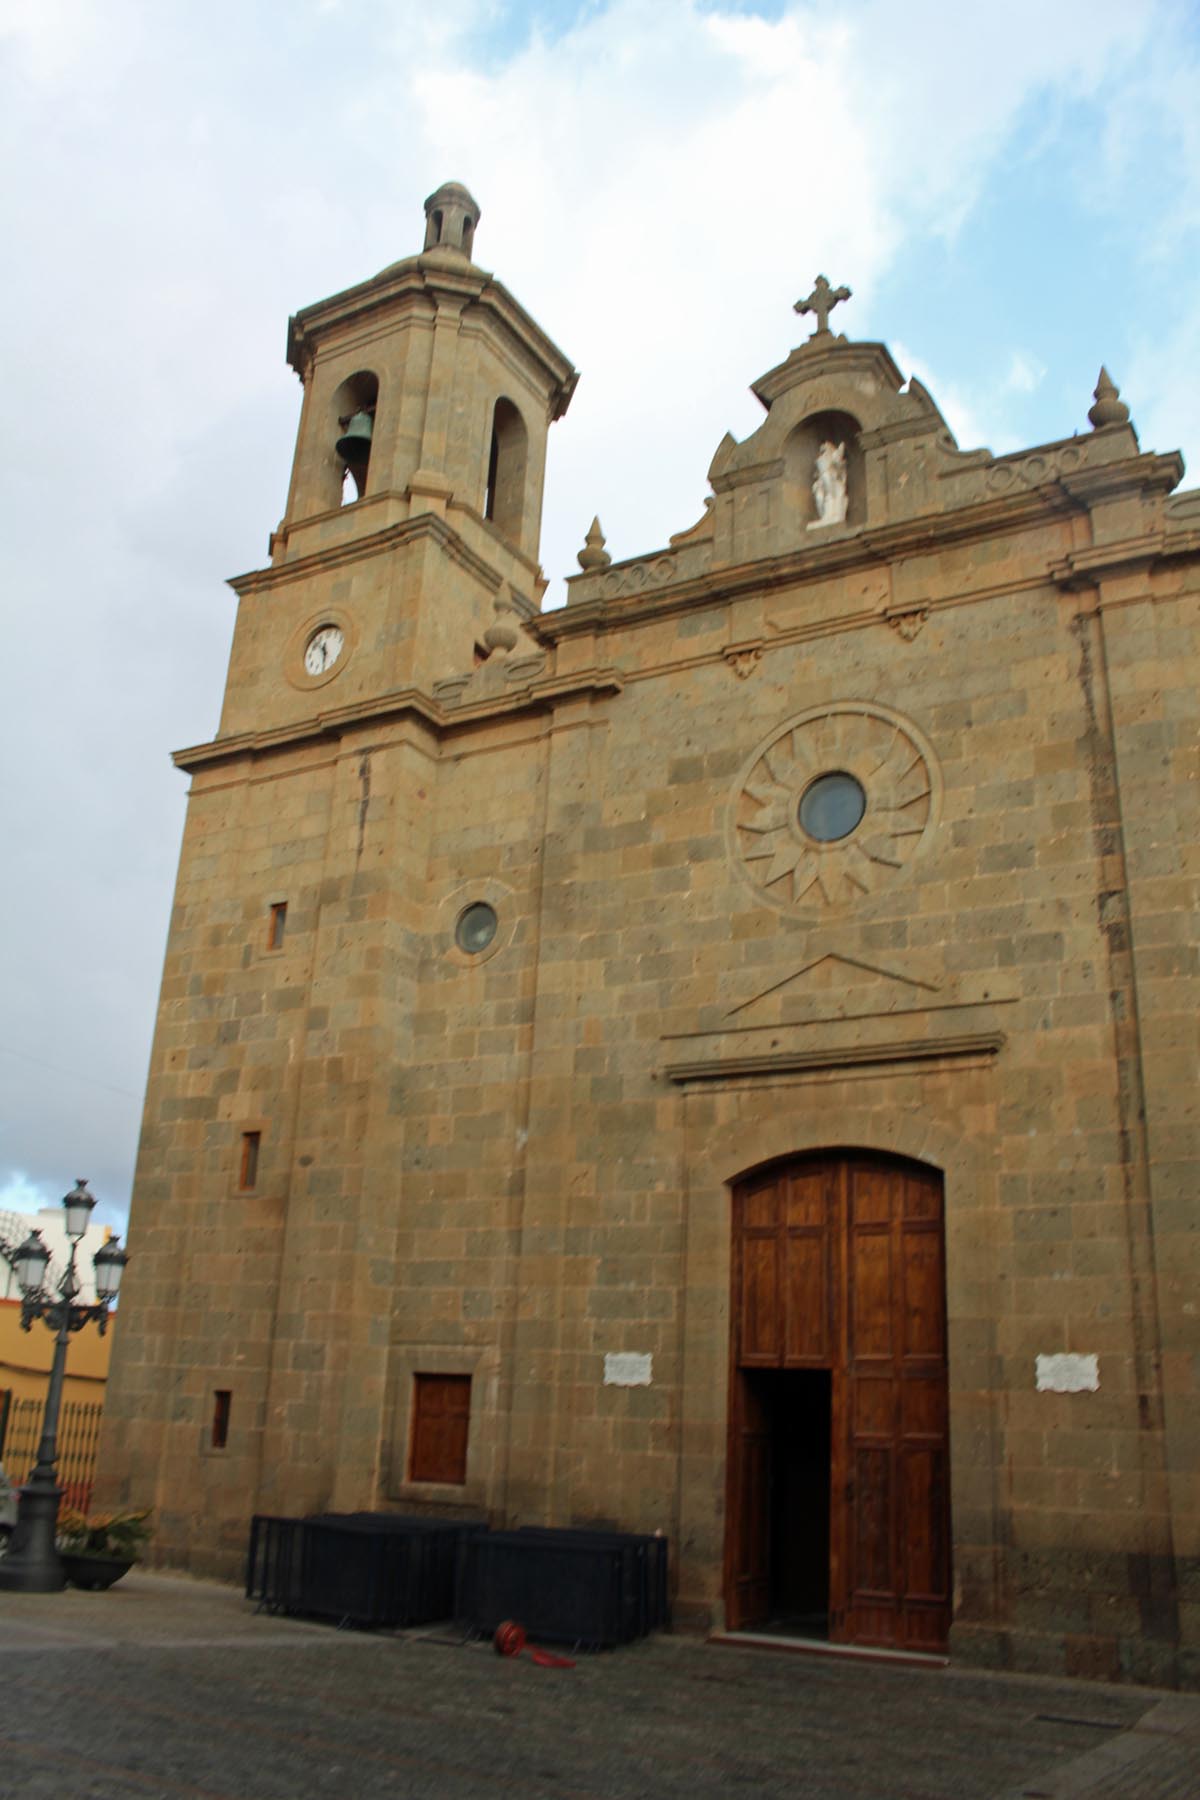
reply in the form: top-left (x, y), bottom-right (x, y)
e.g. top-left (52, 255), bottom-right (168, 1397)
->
top-left (807, 439), bottom-right (848, 528)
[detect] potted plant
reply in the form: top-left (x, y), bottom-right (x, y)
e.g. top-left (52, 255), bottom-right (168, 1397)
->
top-left (56, 1508), bottom-right (152, 1590)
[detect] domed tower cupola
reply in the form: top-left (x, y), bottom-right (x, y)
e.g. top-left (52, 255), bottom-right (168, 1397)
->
top-left (423, 181), bottom-right (480, 260)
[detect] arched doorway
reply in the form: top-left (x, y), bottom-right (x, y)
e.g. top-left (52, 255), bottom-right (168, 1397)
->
top-left (724, 1152), bottom-right (950, 1652)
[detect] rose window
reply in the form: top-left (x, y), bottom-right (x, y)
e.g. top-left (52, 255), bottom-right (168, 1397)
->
top-left (730, 703), bottom-right (939, 914)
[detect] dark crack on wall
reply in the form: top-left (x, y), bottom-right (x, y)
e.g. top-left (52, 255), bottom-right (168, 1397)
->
top-left (356, 751), bottom-right (371, 865)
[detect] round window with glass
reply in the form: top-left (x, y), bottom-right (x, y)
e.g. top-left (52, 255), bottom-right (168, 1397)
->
top-left (798, 770), bottom-right (866, 842)
top-left (456, 902), bottom-right (498, 955)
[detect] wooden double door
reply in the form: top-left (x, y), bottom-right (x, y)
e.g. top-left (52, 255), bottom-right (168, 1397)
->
top-left (725, 1153), bottom-right (951, 1652)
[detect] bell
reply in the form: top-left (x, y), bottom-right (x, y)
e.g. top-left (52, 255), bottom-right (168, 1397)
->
top-left (335, 410), bottom-right (373, 465)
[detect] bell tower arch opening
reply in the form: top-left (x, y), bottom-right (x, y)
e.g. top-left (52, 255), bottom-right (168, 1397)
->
top-left (484, 397), bottom-right (528, 546)
top-left (332, 370), bottom-right (379, 505)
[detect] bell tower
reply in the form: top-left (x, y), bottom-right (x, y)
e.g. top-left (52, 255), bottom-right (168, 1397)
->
top-left (95, 189), bottom-right (579, 1563)
top-left (216, 182), bottom-right (577, 740)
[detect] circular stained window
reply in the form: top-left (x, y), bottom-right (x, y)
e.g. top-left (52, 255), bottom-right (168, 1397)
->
top-left (456, 902), bottom-right (498, 955)
top-left (798, 770), bottom-right (866, 842)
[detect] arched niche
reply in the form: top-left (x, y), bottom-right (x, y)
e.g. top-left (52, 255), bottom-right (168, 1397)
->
top-left (484, 397), bottom-right (527, 545)
top-left (784, 409), bottom-right (865, 530)
top-left (331, 370), bottom-right (379, 506)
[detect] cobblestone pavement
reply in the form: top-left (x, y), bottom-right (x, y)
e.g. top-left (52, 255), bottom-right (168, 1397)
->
top-left (1, 1574), bottom-right (1197, 1799)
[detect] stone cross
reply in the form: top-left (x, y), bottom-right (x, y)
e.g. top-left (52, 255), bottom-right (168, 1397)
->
top-left (795, 274), bottom-right (851, 338)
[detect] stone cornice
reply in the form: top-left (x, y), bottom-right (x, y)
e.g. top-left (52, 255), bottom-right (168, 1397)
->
top-left (1057, 450), bottom-right (1184, 505)
top-left (228, 511), bottom-right (506, 601)
top-left (544, 485), bottom-right (1082, 638)
top-left (286, 256), bottom-right (578, 419)
top-left (751, 338), bottom-right (907, 410)
top-left (662, 1031), bottom-right (1005, 1084)
top-left (1050, 526), bottom-right (1200, 592)
top-left (172, 667), bottom-right (624, 773)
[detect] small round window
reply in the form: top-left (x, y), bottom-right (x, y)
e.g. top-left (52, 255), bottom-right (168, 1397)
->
top-left (456, 902), bottom-right (498, 955)
top-left (798, 771), bottom-right (866, 842)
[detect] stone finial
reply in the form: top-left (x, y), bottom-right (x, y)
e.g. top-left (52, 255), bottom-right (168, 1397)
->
top-left (423, 181), bottom-right (481, 259)
top-left (795, 274), bottom-right (852, 338)
top-left (577, 516), bottom-right (611, 572)
top-left (1088, 366), bottom-right (1130, 429)
top-left (482, 592), bottom-right (520, 658)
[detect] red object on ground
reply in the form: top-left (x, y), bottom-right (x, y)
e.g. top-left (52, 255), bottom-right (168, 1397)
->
top-left (494, 1620), bottom-right (527, 1657)
top-left (492, 1621), bottom-right (575, 1668)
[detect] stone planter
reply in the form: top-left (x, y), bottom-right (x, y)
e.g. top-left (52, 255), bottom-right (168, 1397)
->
top-left (60, 1552), bottom-right (134, 1591)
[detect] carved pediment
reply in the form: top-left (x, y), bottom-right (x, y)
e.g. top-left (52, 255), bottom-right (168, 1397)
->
top-left (727, 951), bottom-right (942, 1026)
top-left (660, 949), bottom-right (1020, 1084)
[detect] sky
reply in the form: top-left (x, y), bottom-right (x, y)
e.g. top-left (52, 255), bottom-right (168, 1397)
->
top-left (1, 0), bottom-right (1198, 1238)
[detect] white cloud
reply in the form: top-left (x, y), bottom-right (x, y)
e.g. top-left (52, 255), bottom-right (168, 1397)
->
top-left (1, 0), bottom-right (1198, 1218)
top-left (0, 1171), bottom-right (51, 1215)
top-left (887, 341), bottom-right (986, 452)
top-left (1003, 351), bottom-right (1046, 397)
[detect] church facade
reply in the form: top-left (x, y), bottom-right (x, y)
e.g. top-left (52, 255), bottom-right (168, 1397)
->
top-left (98, 183), bottom-right (1199, 1687)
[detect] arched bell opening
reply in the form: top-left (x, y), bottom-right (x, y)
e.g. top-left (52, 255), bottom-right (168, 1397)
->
top-left (784, 410), bottom-right (865, 530)
top-left (331, 370), bottom-right (379, 505)
top-left (484, 396), bottom-right (528, 546)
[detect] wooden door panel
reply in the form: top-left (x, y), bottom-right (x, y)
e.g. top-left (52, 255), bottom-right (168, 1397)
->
top-left (741, 1177), bottom-right (778, 1230)
top-left (851, 1165), bottom-right (893, 1225)
top-left (900, 1225), bottom-right (944, 1359)
top-left (785, 1167), bottom-right (827, 1227)
top-left (901, 1375), bottom-right (945, 1437)
top-left (738, 1436), bottom-right (770, 1587)
top-left (784, 1231), bottom-right (830, 1363)
top-left (899, 1445), bottom-right (948, 1601)
top-left (850, 1229), bottom-right (893, 1358)
top-left (852, 1373), bottom-right (894, 1437)
top-left (842, 1159), bottom-right (950, 1651)
top-left (729, 1372), bottom-right (771, 1629)
top-left (902, 1168), bottom-right (942, 1221)
top-left (729, 1155), bottom-right (950, 1652)
top-left (852, 1445), bottom-right (893, 1594)
top-left (740, 1231), bottom-right (782, 1364)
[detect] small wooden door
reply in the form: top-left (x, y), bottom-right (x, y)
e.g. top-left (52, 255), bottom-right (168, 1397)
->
top-left (409, 1373), bottom-right (471, 1485)
top-left (725, 1154), bottom-right (950, 1651)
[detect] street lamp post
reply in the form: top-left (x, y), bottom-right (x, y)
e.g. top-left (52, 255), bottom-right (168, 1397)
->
top-left (0, 1179), bottom-right (128, 1593)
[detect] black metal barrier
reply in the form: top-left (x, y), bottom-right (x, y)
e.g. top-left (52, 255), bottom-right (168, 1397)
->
top-left (455, 1527), bottom-right (669, 1649)
top-left (515, 1528), bottom-right (670, 1634)
top-left (246, 1512), bottom-right (468, 1628)
top-left (246, 1513), bottom-right (670, 1646)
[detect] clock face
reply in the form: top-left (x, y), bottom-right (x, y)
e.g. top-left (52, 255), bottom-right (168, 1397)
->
top-left (304, 624), bottom-right (344, 676)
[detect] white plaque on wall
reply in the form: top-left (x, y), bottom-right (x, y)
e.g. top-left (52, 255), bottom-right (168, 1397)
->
top-left (1036, 1353), bottom-right (1099, 1393)
top-left (604, 1352), bottom-right (653, 1388)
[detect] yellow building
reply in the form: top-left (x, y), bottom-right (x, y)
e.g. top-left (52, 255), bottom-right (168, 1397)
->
top-left (0, 1299), bottom-right (112, 1410)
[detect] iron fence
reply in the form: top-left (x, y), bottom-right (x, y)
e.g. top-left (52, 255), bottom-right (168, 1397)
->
top-left (0, 1390), bottom-right (104, 1512)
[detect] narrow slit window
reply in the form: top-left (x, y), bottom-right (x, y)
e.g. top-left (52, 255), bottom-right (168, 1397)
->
top-left (212, 1390), bottom-right (231, 1449)
top-left (267, 901), bottom-right (287, 950)
top-left (410, 1373), bottom-right (471, 1484)
top-left (239, 1131), bottom-right (261, 1191)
